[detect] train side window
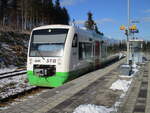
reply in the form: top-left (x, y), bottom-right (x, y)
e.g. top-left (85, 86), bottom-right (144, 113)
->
top-left (79, 43), bottom-right (83, 60)
top-left (72, 35), bottom-right (78, 47)
top-left (79, 42), bottom-right (92, 60)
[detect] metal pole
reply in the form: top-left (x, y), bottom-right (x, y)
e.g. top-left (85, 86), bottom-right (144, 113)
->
top-left (128, 0), bottom-right (130, 27)
top-left (127, 0), bottom-right (130, 64)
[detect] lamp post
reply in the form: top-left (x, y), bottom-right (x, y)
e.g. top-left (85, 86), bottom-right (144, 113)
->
top-left (120, 0), bottom-right (138, 65)
top-left (127, 0), bottom-right (130, 65)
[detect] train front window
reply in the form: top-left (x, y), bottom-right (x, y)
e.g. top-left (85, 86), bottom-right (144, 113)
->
top-left (30, 29), bottom-right (68, 57)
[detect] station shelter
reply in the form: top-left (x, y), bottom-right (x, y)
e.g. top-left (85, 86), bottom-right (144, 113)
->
top-left (129, 39), bottom-right (143, 65)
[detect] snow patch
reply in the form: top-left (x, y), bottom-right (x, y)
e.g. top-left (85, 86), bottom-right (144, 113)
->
top-left (0, 74), bottom-right (34, 99)
top-left (0, 67), bottom-right (17, 73)
top-left (120, 93), bottom-right (126, 98)
top-left (73, 104), bottom-right (114, 113)
top-left (110, 79), bottom-right (132, 112)
top-left (110, 79), bottom-right (132, 92)
top-left (0, 106), bottom-right (9, 110)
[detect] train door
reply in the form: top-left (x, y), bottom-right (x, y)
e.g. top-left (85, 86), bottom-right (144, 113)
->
top-left (94, 41), bottom-right (100, 68)
top-left (70, 34), bottom-right (78, 70)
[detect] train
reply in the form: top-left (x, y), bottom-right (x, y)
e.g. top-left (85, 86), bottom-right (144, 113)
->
top-left (27, 25), bottom-right (114, 87)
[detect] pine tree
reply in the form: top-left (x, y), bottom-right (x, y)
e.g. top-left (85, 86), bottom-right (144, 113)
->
top-left (0, 0), bottom-right (70, 30)
top-left (55, 0), bottom-right (60, 9)
top-left (9, 0), bottom-right (20, 28)
top-left (84, 12), bottom-right (95, 30)
top-left (0, 0), bottom-right (8, 26)
top-left (62, 7), bottom-right (70, 25)
top-left (95, 24), bottom-right (103, 35)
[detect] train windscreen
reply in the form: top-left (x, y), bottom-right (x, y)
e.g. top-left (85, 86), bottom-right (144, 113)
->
top-left (29, 29), bottom-right (68, 57)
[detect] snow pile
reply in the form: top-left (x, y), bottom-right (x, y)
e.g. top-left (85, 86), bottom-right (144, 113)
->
top-left (110, 79), bottom-right (132, 92)
top-left (129, 64), bottom-right (139, 77)
top-left (132, 63), bottom-right (137, 68)
top-left (121, 64), bottom-right (130, 68)
top-left (73, 104), bottom-right (114, 113)
top-left (119, 53), bottom-right (124, 59)
top-left (132, 68), bottom-right (139, 75)
top-left (110, 79), bottom-right (132, 111)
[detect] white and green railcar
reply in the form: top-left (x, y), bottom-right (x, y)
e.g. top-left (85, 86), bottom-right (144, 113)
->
top-left (27, 25), bottom-right (107, 87)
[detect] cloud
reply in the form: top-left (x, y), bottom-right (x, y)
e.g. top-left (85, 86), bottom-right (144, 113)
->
top-left (61, 0), bottom-right (75, 6)
top-left (143, 9), bottom-right (150, 13)
top-left (61, 0), bottom-right (85, 6)
top-left (96, 18), bottom-right (115, 24)
top-left (74, 18), bottom-right (115, 25)
top-left (131, 17), bottom-right (150, 23)
top-left (74, 20), bottom-right (84, 25)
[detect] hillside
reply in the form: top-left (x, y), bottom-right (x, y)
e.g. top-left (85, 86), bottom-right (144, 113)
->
top-left (0, 31), bottom-right (29, 68)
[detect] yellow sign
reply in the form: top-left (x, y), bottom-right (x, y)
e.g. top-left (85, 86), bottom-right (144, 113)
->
top-left (129, 24), bottom-right (137, 30)
top-left (120, 25), bottom-right (126, 30)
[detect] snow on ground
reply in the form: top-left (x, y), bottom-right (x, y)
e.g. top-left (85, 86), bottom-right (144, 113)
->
top-left (72, 79), bottom-right (133, 113)
top-left (73, 104), bottom-right (114, 113)
top-left (132, 68), bottom-right (139, 75)
top-left (120, 64), bottom-right (130, 68)
top-left (0, 106), bottom-right (9, 110)
top-left (0, 74), bottom-right (34, 99)
top-left (72, 63), bottom-right (141, 113)
top-left (110, 79), bottom-right (133, 112)
top-left (0, 66), bottom-right (17, 74)
top-left (110, 79), bottom-right (132, 92)
top-left (0, 83), bottom-right (48, 110)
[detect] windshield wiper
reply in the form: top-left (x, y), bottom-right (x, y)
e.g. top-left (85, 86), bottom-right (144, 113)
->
top-left (36, 50), bottom-right (45, 60)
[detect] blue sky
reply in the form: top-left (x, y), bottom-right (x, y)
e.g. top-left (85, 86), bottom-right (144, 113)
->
top-left (60, 0), bottom-right (150, 40)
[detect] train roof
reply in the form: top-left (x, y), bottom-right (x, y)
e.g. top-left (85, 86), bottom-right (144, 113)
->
top-left (32, 25), bottom-right (71, 31)
top-left (32, 24), bottom-right (105, 40)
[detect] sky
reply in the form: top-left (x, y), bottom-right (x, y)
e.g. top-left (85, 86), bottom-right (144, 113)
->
top-left (60, 0), bottom-right (150, 40)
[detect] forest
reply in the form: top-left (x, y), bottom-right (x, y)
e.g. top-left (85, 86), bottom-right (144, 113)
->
top-left (107, 40), bottom-right (150, 53)
top-left (0, 0), bottom-right (70, 31)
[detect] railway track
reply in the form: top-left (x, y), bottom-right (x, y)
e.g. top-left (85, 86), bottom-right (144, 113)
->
top-left (0, 70), bottom-right (48, 105)
top-left (0, 68), bottom-right (25, 76)
top-left (0, 70), bottom-right (26, 79)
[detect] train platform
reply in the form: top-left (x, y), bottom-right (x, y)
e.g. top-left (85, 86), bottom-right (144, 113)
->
top-left (118, 62), bottom-right (150, 113)
top-left (1, 58), bottom-right (149, 113)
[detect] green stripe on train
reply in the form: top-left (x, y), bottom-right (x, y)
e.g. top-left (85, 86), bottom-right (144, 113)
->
top-left (27, 67), bottom-right (92, 87)
top-left (27, 57), bottom-right (119, 87)
top-left (27, 71), bottom-right (70, 87)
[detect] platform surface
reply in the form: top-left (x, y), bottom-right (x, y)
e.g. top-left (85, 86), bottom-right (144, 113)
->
top-left (0, 58), bottom-right (126, 113)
